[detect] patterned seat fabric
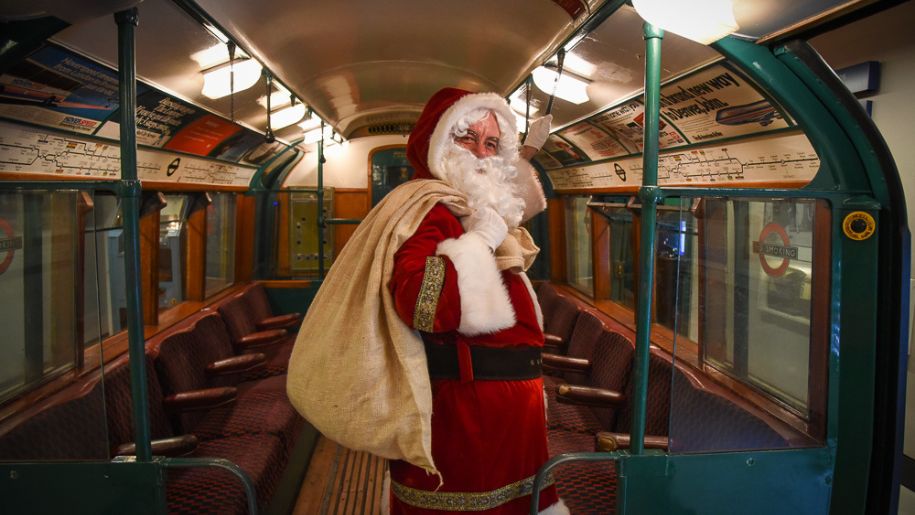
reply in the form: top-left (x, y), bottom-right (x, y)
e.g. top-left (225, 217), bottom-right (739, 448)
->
top-left (165, 433), bottom-right (287, 515)
top-left (217, 295), bottom-right (295, 374)
top-left (544, 295), bottom-right (580, 349)
top-left (0, 381), bottom-right (109, 461)
top-left (561, 312), bottom-right (606, 385)
top-left (152, 326), bottom-right (302, 449)
top-left (103, 353), bottom-right (296, 512)
top-left (548, 429), bottom-right (618, 514)
top-left (193, 312), bottom-right (287, 381)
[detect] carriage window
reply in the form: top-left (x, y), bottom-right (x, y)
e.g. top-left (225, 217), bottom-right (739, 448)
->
top-left (205, 192), bottom-right (236, 297)
top-left (158, 194), bottom-right (190, 310)
top-left (699, 198), bottom-right (818, 414)
top-left (655, 205), bottom-right (699, 341)
top-left (83, 194), bottom-right (127, 344)
top-left (565, 196), bottom-right (593, 295)
top-left (0, 190), bottom-right (83, 403)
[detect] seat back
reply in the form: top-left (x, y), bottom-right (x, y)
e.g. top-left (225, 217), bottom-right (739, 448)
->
top-left (588, 331), bottom-right (635, 430)
top-left (244, 283), bottom-right (274, 322)
top-left (217, 295), bottom-right (258, 343)
top-left (615, 349), bottom-right (673, 437)
top-left (562, 311), bottom-right (606, 384)
top-left (545, 295), bottom-right (580, 346)
top-left (103, 355), bottom-right (175, 449)
top-left (0, 379), bottom-right (109, 461)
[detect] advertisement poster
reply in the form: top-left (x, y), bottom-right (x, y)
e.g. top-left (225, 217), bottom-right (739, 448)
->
top-left (541, 135), bottom-right (588, 167)
top-left (658, 64), bottom-right (790, 142)
top-left (97, 91), bottom-right (203, 147)
top-left (532, 151), bottom-right (563, 170)
top-left (209, 128), bottom-right (267, 162)
top-left (0, 44), bottom-right (132, 134)
top-left (163, 114), bottom-right (242, 156)
top-left (558, 121), bottom-right (630, 160)
top-left (590, 99), bottom-right (685, 153)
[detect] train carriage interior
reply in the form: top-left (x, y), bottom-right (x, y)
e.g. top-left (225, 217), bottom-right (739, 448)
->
top-left (0, 0), bottom-right (913, 513)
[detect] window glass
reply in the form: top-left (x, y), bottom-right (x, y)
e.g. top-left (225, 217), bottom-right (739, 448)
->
top-left (83, 193), bottom-right (127, 344)
top-left (0, 190), bottom-right (82, 402)
top-left (700, 198), bottom-right (816, 413)
top-left (205, 192), bottom-right (236, 297)
top-left (655, 206), bottom-right (699, 342)
top-left (564, 196), bottom-right (592, 295)
top-left (159, 194), bottom-right (189, 309)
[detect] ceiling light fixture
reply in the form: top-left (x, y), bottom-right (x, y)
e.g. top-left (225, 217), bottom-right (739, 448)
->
top-left (532, 67), bottom-right (590, 105)
top-left (270, 103), bottom-right (306, 129)
top-left (298, 115), bottom-right (321, 131)
top-left (201, 58), bottom-right (262, 99)
top-left (631, 0), bottom-right (738, 45)
top-left (302, 125), bottom-right (334, 145)
top-left (562, 53), bottom-right (597, 78)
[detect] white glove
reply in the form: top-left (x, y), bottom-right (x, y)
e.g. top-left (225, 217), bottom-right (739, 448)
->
top-left (522, 114), bottom-right (553, 151)
top-left (462, 207), bottom-right (508, 251)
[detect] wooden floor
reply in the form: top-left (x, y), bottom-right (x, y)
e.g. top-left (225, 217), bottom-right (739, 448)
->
top-left (292, 436), bottom-right (388, 515)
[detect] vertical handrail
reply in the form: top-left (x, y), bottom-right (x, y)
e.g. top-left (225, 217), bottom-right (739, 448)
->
top-left (317, 121), bottom-right (326, 278)
top-left (630, 22), bottom-right (663, 455)
top-left (115, 7), bottom-right (152, 462)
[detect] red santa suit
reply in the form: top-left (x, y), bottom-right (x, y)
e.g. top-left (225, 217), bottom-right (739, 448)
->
top-left (386, 88), bottom-right (564, 514)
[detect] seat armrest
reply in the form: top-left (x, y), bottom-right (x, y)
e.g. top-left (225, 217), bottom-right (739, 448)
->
top-left (543, 353), bottom-right (590, 372)
top-left (543, 333), bottom-right (564, 347)
top-left (256, 313), bottom-right (302, 331)
top-left (557, 384), bottom-right (625, 407)
top-left (116, 434), bottom-right (199, 457)
top-left (237, 329), bottom-right (288, 350)
top-left (163, 387), bottom-right (237, 412)
top-left (596, 432), bottom-right (669, 452)
top-left (206, 353), bottom-right (267, 377)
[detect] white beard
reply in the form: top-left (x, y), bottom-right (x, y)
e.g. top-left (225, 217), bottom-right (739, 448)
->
top-left (439, 144), bottom-right (526, 228)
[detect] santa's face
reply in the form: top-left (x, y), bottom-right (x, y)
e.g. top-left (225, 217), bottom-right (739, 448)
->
top-left (452, 112), bottom-right (501, 159)
top-left (442, 111), bottom-right (525, 228)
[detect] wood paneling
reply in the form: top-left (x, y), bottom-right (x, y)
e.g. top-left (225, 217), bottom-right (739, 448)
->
top-left (591, 209), bottom-right (611, 300)
top-left (235, 195), bottom-right (255, 282)
top-left (139, 199), bottom-right (161, 326)
top-left (547, 197), bottom-right (566, 283)
top-left (184, 195), bottom-right (207, 301)
top-left (333, 188), bottom-right (369, 257)
top-left (807, 200), bottom-right (831, 441)
top-left (50, 193), bottom-right (79, 365)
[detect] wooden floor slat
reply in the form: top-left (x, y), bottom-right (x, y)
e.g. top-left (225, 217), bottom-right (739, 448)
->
top-left (293, 436), bottom-right (388, 515)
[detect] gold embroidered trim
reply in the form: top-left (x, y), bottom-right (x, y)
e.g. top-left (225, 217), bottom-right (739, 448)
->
top-left (391, 473), bottom-right (555, 511)
top-left (413, 256), bottom-right (445, 332)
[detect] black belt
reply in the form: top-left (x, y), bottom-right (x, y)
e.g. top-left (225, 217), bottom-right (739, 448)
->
top-left (424, 342), bottom-right (542, 381)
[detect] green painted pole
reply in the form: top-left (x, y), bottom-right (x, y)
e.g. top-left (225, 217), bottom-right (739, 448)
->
top-left (115, 8), bottom-right (151, 462)
top-left (630, 22), bottom-right (663, 456)
top-left (317, 121), bottom-right (326, 278)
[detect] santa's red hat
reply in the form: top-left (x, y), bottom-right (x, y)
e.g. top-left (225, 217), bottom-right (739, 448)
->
top-left (407, 87), bottom-right (518, 181)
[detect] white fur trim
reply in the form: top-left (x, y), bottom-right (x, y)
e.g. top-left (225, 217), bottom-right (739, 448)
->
top-left (436, 232), bottom-right (515, 336)
top-left (428, 93), bottom-right (519, 181)
top-left (516, 160), bottom-right (548, 224)
top-left (519, 272), bottom-right (543, 330)
top-left (540, 499), bottom-right (570, 515)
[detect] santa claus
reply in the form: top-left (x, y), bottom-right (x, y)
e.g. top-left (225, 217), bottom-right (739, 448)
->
top-left (287, 87), bottom-right (564, 515)
top-left (385, 88), bottom-right (566, 514)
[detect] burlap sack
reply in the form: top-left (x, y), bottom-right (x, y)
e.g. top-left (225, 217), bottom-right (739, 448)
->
top-left (286, 180), bottom-right (468, 474)
top-left (286, 179), bottom-right (539, 474)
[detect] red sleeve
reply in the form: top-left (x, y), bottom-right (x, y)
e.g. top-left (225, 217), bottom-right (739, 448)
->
top-left (389, 204), bottom-right (463, 332)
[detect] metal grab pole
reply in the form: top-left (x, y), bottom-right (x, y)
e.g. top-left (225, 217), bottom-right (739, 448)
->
top-left (115, 7), bottom-right (152, 462)
top-left (630, 22), bottom-right (663, 456)
top-left (317, 121), bottom-right (326, 278)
